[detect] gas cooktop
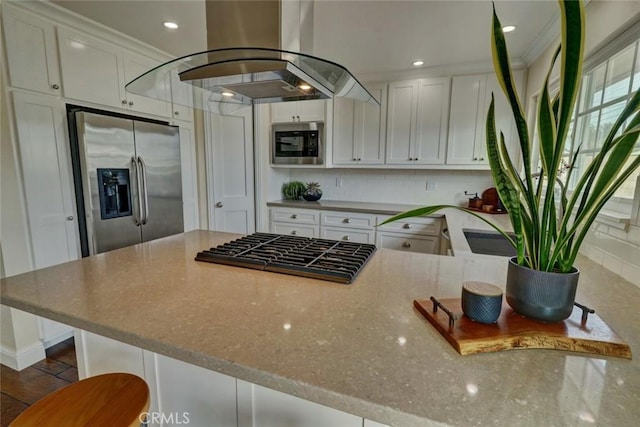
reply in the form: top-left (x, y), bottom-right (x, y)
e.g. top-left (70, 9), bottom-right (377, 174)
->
top-left (195, 233), bottom-right (376, 284)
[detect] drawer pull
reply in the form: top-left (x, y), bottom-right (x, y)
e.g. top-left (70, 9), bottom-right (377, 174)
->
top-left (342, 235), bottom-right (349, 241)
top-left (291, 230), bottom-right (297, 235)
top-left (402, 223), bottom-right (412, 229)
top-left (291, 214), bottom-right (298, 219)
top-left (343, 218), bottom-right (351, 224)
top-left (402, 242), bottom-right (411, 248)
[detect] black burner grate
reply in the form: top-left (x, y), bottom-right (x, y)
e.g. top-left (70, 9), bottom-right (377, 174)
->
top-left (195, 233), bottom-right (376, 284)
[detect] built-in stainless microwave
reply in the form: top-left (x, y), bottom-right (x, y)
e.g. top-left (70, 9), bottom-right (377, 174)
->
top-left (272, 122), bottom-right (324, 165)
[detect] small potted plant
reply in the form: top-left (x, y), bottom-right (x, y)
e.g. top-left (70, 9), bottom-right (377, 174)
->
top-left (281, 181), bottom-right (306, 200)
top-left (302, 182), bottom-right (323, 201)
top-left (381, 0), bottom-right (640, 322)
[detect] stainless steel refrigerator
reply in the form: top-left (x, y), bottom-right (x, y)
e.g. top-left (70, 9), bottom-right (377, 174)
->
top-left (70, 110), bottom-right (183, 256)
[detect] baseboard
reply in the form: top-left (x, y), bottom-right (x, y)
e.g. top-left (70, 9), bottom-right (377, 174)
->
top-left (42, 328), bottom-right (74, 349)
top-left (0, 341), bottom-right (45, 371)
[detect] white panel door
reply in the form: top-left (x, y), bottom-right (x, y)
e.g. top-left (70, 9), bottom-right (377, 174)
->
top-left (177, 120), bottom-right (199, 231)
top-left (57, 26), bottom-right (125, 108)
top-left (206, 104), bottom-right (255, 234)
top-left (237, 380), bottom-right (362, 427)
top-left (122, 50), bottom-right (171, 118)
top-left (12, 92), bottom-right (79, 268)
top-left (386, 80), bottom-right (418, 164)
top-left (446, 74), bottom-right (486, 165)
top-left (2, 6), bottom-right (62, 95)
top-left (355, 83), bottom-right (387, 164)
top-left (143, 352), bottom-right (237, 427)
top-left (415, 78), bottom-right (450, 164)
top-left (271, 102), bottom-right (299, 122)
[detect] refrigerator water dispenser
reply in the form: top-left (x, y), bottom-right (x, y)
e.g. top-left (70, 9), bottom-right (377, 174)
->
top-left (97, 168), bottom-right (132, 219)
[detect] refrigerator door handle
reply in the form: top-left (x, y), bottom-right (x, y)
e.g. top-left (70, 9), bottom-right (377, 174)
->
top-left (131, 156), bottom-right (143, 226)
top-left (138, 156), bottom-right (150, 225)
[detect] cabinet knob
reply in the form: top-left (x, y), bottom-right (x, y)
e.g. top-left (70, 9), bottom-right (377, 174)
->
top-left (342, 235), bottom-right (349, 241)
top-left (357, 158), bottom-right (362, 161)
top-left (122, 100), bottom-right (128, 105)
top-left (353, 158), bottom-right (357, 161)
top-left (51, 84), bottom-right (60, 90)
top-left (292, 116), bottom-right (296, 121)
top-left (128, 101), bottom-right (134, 106)
top-left (66, 216), bottom-right (74, 221)
top-left (402, 223), bottom-right (412, 229)
top-left (479, 157), bottom-right (485, 161)
top-left (473, 157), bottom-right (478, 161)
top-left (296, 115), bottom-right (300, 121)
top-left (402, 242), bottom-right (411, 248)
top-left (343, 218), bottom-right (351, 224)
top-left (414, 158), bottom-right (418, 161)
top-left (409, 157), bottom-right (414, 161)
top-left (215, 201), bottom-right (224, 208)
top-left (174, 111), bottom-right (180, 116)
top-left (291, 230), bottom-right (298, 235)
top-left (291, 214), bottom-right (298, 219)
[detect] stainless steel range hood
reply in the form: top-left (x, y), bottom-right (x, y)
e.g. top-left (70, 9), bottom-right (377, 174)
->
top-left (126, 0), bottom-right (378, 106)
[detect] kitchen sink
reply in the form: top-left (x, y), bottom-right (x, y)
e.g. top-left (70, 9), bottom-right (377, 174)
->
top-left (463, 229), bottom-right (517, 257)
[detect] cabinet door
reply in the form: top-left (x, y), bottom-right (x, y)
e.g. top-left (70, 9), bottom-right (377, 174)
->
top-left (122, 50), bottom-right (171, 117)
top-left (271, 102), bottom-right (299, 122)
top-left (446, 74), bottom-right (486, 165)
top-left (143, 352), bottom-right (237, 427)
top-left (271, 223), bottom-right (318, 238)
top-left (237, 380), bottom-right (362, 427)
top-left (74, 330), bottom-right (144, 380)
top-left (321, 227), bottom-right (374, 244)
top-left (2, 6), bottom-right (62, 95)
top-left (414, 78), bottom-right (449, 164)
top-left (170, 71), bottom-right (195, 121)
top-left (332, 96), bottom-right (357, 165)
top-left (177, 120), bottom-right (200, 231)
top-left (12, 92), bottom-right (79, 269)
top-left (386, 80), bottom-right (418, 164)
top-left (355, 83), bottom-right (387, 164)
top-left (58, 27), bottom-right (126, 108)
top-left (297, 99), bottom-right (326, 122)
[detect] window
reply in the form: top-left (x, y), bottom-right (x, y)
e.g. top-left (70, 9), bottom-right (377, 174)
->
top-left (566, 39), bottom-right (640, 203)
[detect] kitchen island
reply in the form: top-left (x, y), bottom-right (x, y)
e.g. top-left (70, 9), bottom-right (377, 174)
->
top-left (1, 213), bottom-right (639, 426)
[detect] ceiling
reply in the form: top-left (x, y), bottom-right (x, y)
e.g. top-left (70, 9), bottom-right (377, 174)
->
top-left (51, 0), bottom-right (560, 80)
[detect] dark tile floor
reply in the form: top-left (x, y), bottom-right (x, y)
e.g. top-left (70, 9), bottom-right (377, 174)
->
top-left (1, 338), bottom-right (78, 426)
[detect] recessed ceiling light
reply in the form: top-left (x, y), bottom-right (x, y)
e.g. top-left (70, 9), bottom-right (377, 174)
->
top-left (502, 25), bottom-right (516, 33)
top-left (412, 60), bottom-right (424, 67)
top-left (298, 84), bottom-right (312, 90)
top-left (163, 21), bottom-right (179, 30)
top-left (221, 92), bottom-right (234, 97)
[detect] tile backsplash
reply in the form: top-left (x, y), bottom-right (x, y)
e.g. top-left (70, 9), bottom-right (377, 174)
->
top-left (288, 169), bottom-right (494, 206)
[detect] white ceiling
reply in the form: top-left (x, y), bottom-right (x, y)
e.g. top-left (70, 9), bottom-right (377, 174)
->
top-left (51, 0), bottom-right (560, 79)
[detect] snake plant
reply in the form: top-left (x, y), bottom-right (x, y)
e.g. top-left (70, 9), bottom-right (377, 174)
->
top-left (380, 0), bottom-right (640, 273)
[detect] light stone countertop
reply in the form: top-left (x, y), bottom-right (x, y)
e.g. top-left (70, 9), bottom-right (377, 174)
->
top-left (1, 229), bottom-right (638, 427)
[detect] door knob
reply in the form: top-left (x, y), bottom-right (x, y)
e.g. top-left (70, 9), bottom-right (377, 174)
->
top-left (66, 216), bottom-right (74, 221)
top-left (51, 84), bottom-right (60, 90)
top-left (215, 202), bottom-right (224, 208)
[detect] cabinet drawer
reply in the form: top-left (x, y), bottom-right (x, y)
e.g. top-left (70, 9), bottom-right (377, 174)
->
top-left (271, 223), bottom-right (318, 238)
top-left (375, 232), bottom-right (439, 254)
top-left (270, 208), bottom-right (319, 225)
top-left (321, 211), bottom-right (376, 230)
top-left (376, 215), bottom-right (442, 236)
top-left (321, 227), bottom-right (374, 244)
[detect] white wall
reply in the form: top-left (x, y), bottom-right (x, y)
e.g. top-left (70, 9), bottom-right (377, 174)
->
top-left (288, 169), bottom-right (494, 207)
top-left (525, 0), bottom-right (640, 288)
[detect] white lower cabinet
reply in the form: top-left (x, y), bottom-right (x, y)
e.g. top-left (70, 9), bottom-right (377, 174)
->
top-left (74, 328), bottom-right (385, 427)
top-left (272, 222), bottom-right (319, 238)
top-left (144, 352), bottom-right (237, 427)
top-left (321, 227), bottom-right (374, 244)
top-left (237, 380), bottom-right (362, 427)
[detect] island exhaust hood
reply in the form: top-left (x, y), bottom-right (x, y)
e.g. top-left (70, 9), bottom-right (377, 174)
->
top-left (125, 0), bottom-right (378, 106)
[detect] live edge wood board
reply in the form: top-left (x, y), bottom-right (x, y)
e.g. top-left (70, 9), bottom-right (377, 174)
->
top-left (414, 298), bottom-right (632, 359)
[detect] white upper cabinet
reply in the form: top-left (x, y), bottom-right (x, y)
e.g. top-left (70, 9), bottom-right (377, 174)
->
top-left (170, 72), bottom-right (195, 122)
top-left (333, 83), bottom-right (387, 165)
top-left (386, 78), bottom-right (450, 165)
top-left (2, 6), bottom-right (62, 95)
top-left (57, 26), bottom-right (170, 118)
top-left (271, 99), bottom-right (326, 122)
top-left (446, 70), bottom-right (525, 166)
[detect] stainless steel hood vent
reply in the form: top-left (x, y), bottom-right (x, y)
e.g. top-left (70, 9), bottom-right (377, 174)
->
top-left (125, 1), bottom-right (378, 106)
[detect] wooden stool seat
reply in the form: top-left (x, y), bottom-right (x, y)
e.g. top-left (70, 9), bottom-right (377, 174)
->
top-left (10, 372), bottom-right (149, 427)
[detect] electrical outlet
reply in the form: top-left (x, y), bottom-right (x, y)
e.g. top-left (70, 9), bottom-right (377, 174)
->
top-left (426, 181), bottom-right (437, 191)
top-left (335, 177), bottom-right (343, 187)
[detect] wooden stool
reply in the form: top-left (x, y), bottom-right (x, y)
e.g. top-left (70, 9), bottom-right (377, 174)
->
top-left (10, 372), bottom-right (149, 427)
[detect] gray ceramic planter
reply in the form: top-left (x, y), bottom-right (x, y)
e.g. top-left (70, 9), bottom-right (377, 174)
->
top-left (506, 257), bottom-right (579, 322)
